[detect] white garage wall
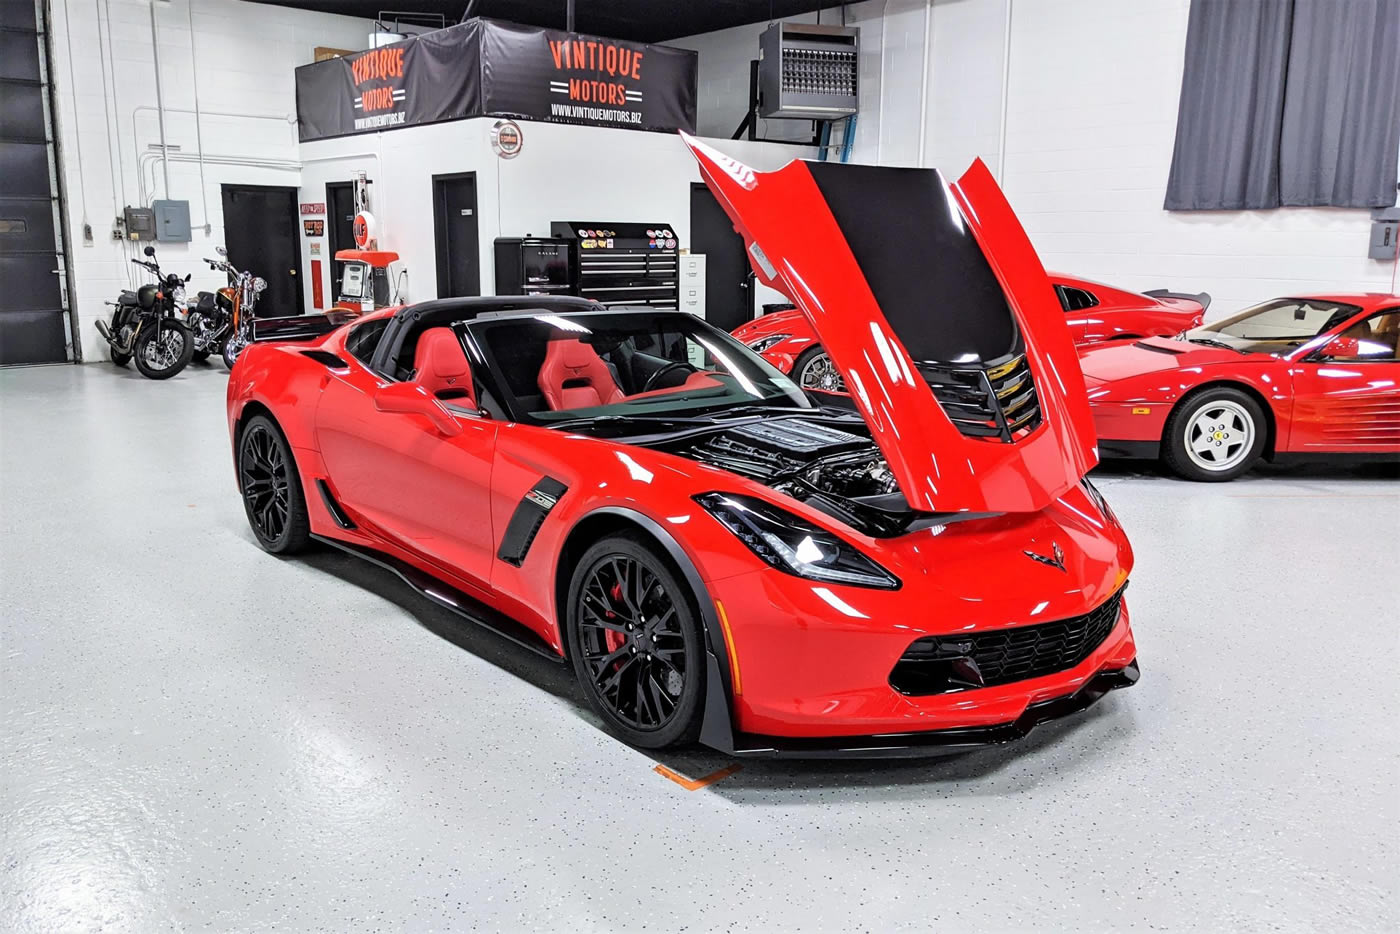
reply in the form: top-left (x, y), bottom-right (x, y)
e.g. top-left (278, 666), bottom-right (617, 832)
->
top-left (672, 0), bottom-right (1400, 316)
top-left (297, 121), bottom-right (815, 314)
top-left (47, 0), bottom-right (373, 362)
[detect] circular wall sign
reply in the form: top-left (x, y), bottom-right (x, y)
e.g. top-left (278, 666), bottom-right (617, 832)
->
top-left (353, 211), bottom-right (377, 249)
top-left (491, 120), bottom-right (524, 159)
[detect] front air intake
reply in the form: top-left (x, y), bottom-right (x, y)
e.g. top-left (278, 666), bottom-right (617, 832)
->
top-left (918, 352), bottom-right (1041, 442)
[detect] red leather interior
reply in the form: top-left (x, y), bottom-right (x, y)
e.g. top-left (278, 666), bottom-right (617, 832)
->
top-left (413, 328), bottom-right (475, 406)
top-left (538, 339), bottom-right (625, 410)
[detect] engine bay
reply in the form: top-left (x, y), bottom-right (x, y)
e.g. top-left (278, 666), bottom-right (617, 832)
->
top-left (657, 418), bottom-right (935, 537)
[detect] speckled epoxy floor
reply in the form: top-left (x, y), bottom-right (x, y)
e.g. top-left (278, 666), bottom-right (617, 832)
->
top-left (2, 361), bottom-right (1397, 932)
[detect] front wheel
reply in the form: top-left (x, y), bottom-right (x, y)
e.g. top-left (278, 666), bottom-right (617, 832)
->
top-left (222, 329), bottom-right (249, 370)
top-left (566, 533), bottom-right (706, 750)
top-left (237, 415), bottom-right (311, 554)
top-left (132, 320), bottom-right (194, 379)
top-left (1161, 386), bottom-right (1266, 481)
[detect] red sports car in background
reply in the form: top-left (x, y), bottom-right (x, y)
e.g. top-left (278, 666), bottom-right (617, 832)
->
top-left (225, 136), bottom-right (1137, 757)
top-left (733, 273), bottom-right (1207, 393)
top-left (1081, 293), bottom-right (1400, 480)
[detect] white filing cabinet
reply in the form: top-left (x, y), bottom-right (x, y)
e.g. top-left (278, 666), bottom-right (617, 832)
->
top-left (680, 254), bottom-right (706, 319)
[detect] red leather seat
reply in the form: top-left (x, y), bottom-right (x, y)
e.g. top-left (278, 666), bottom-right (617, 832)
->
top-left (538, 339), bottom-right (625, 410)
top-left (413, 328), bottom-right (475, 405)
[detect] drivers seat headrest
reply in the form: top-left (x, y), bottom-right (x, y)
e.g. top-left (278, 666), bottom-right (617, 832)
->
top-left (413, 327), bottom-right (475, 405)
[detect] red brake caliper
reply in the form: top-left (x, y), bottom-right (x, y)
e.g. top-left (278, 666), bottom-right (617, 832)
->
top-left (604, 581), bottom-right (625, 653)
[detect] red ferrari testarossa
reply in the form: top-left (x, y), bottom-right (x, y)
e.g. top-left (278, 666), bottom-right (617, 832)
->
top-left (1081, 293), bottom-right (1400, 480)
top-left (226, 135), bottom-right (1137, 757)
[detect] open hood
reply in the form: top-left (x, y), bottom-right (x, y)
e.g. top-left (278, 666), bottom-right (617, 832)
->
top-left (682, 134), bottom-right (1097, 514)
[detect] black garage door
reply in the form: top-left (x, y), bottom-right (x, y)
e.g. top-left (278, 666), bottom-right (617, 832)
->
top-left (0, 0), bottom-right (72, 365)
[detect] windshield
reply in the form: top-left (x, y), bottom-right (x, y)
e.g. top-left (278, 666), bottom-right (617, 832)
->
top-left (465, 311), bottom-right (811, 426)
top-left (1187, 298), bottom-right (1360, 354)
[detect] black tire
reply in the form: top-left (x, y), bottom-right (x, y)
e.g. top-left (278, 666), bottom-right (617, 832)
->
top-left (237, 414), bottom-right (311, 554)
top-left (792, 344), bottom-right (845, 393)
top-left (566, 533), bottom-right (706, 750)
top-left (1161, 386), bottom-right (1267, 482)
top-left (132, 320), bottom-right (194, 379)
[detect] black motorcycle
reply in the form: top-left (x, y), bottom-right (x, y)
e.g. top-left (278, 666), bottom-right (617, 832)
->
top-left (95, 245), bottom-right (195, 380)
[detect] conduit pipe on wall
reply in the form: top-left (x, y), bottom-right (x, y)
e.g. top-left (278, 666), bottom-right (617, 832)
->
top-left (995, 0), bottom-right (1013, 184)
top-left (187, 0), bottom-right (209, 232)
top-left (136, 151), bottom-right (303, 216)
top-left (129, 106), bottom-right (299, 181)
top-left (917, 0), bottom-right (932, 168)
top-left (149, 1), bottom-right (172, 199)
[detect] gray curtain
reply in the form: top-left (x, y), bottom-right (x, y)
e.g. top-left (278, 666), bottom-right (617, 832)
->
top-left (1165, 0), bottom-right (1400, 211)
top-left (1164, 0), bottom-right (1294, 210)
top-left (1279, 0), bottom-right (1400, 208)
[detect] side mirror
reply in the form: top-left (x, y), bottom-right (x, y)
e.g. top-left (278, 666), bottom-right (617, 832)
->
top-left (373, 382), bottom-right (462, 437)
top-left (144, 245), bottom-right (156, 257)
top-left (216, 246), bottom-right (228, 257)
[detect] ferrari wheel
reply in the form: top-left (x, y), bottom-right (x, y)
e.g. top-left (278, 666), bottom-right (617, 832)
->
top-left (238, 415), bottom-right (310, 554)
top-left (566, 534), bottom-right (705, 750)
top-left (1162, 387), bottom-right (1265, 482)
top-left (794, 345), bottom-right (845, 393)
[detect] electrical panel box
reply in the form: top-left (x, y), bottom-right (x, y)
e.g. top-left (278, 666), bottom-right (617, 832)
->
top-left (759, 22), bottom-right (859, 120)
top-left (153, 200), bottom-right (192, 242)
top-left (123, 205), bottom-right (156, 241)
top-left (1369, 208), bottom-right (1400, 260)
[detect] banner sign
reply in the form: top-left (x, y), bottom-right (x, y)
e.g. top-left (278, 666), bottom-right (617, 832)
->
top-left (295, 18), bottom-right (696, 142)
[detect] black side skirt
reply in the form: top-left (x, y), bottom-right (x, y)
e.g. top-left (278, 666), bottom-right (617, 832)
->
top-left (311, 535), bottom-right (563, 661)
top-left (1097, 439), bottom-right (1160, 460)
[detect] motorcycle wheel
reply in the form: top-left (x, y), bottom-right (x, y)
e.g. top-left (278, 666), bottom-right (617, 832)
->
top-left (133, 320), bottom-right (194, 380)
top-left (222, 331), bottom-right (248, 370)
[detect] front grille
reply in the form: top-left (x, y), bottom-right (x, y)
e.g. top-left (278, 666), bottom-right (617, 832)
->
top-left (919, 353), bottom-right (1042, 442)
top-left (889, 587), bottom-right (1124, 696)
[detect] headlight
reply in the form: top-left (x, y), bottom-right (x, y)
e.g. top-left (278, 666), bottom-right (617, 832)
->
top-left (253, 277), bottom-right (267, 293)
top-left (1082, 478), bottom-right (1120, 528)
top-left (172, 285), bottom-right (186, 305)
top-left (746, 334), bottom-right (790, 353)
top-left (696, 492), bottom-right (900, 589)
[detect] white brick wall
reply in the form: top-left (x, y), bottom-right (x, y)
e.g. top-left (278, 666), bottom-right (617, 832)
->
top-left (48, 0), bottom-right (372, 362)
top-left (671, 0), bottom-right (1400, 316)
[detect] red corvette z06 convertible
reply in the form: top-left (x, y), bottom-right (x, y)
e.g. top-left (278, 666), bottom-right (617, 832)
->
top-left (1080, 293), bottom-right (1400, 481)
top-left (733, 273), bottom-right (1207, 393)
top-left (226, 137), bottom-right (1137, 757)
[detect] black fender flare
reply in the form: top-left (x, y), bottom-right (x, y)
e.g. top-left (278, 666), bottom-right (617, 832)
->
top-left (564, 506), bottom-right (739, 754)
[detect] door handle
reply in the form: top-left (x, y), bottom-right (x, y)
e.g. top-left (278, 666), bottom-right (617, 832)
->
top-left (290, 269), bottom-right (297, 276)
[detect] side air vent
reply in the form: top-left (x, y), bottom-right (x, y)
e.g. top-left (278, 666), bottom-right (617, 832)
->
top-left (301, 350), bottom-right (350, 369)
top-left (918, 353), bottom-right (1041, 442)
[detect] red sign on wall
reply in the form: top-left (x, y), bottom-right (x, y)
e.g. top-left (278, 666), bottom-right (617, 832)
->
top-left (311, 259), bottom-right (324, 310)
top-left (300, 202), bottom-right (326, 215)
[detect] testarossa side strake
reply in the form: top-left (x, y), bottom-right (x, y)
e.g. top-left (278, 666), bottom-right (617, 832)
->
top-left (225, 135), bottom-right (1138, 757)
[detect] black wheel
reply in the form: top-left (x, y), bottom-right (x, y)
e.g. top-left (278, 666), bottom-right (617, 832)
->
top-left (1161, 386), bottom-right (1266, 481)
top-left (793, 345), bottom-right (845, 393)
top-left (566, 533), bottom-right (705, 750)
top-left (237, 415), bottom-right (311, 554)
top-left (132, 320), bottom-right (193, 379)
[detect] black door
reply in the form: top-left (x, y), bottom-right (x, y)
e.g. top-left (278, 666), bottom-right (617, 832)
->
top-left (433, 173), bottom-right (479, 298)
top-left (689, 183), bottom-right (752, 332)
top-left (221, 184), bottom-right (304, 317)
top-left (325, 181), bottom-right (356, 297)
top-left (0, 0), bottom-right (72, 364)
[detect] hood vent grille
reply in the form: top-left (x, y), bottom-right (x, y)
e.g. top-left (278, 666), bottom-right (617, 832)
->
top-left (919, 353), bottom-right (1042, 442)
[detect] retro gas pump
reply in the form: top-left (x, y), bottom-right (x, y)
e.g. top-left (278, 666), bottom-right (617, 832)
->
top-left (333, 172), bottom-right (408, 312)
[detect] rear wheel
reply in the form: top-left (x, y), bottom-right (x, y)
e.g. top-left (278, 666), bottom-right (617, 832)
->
top-left (566, 533), bottom-right (705, 750)
top-left (1162, 386), bottom-right (1266, 481)
top-left (238, 415), bottom-right (311, 554)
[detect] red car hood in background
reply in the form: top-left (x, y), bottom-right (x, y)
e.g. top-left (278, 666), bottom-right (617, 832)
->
top-left (1078, 336), bottom-right (1248, 384)
top-left (682, 133), bottom-right (1098, 514)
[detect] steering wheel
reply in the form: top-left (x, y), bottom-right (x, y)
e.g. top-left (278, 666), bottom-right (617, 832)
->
top-left (640, 360), bottom-right (696, 393)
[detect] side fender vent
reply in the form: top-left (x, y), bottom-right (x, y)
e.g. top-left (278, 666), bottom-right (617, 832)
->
top-left (316, 479), bottom-right (356, 529)
top-left (301, 350), bottom-right (350, 369)
top-left (497, 477), bottom-right (568, 567)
